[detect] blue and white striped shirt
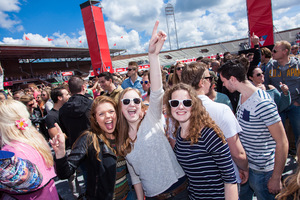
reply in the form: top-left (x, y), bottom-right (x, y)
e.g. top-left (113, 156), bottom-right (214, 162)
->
top-left (236, 89), bottom-right (281, 172)
top-left (174, 127), bottom-right (236, 200)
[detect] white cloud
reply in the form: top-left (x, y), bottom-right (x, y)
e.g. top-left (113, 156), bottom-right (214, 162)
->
top-left (101, 0), bottom-right (163, 32)
top-left (273, 13), bottom-right (300, 31)
top-left (0, 0), bottom-right (299, 54)
top-left (0, 0), bottom-right (21, 12)
top-left (0, 0), bottom-right (22, 31)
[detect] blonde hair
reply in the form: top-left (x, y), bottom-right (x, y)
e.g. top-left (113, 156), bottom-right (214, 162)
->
top-left (0, 99), bottom-right (53, 167)
top-left (276, 142), bottom-right (300, 200)
top-left (163, 83), bottom-right (225, 145)
top-left (275, 40), bottom-right (291, 55)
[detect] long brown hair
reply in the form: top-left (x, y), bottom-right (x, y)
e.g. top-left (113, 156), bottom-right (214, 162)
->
top-left (168, 62), bottom-right (187, 86)
top-left (79, 96), bottom-right (117, 161)
top-left (116, 88), bottom-right (147, 157)
top-left (163, 83), bottom-right (225, 145)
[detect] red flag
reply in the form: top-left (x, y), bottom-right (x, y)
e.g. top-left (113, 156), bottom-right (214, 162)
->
top-left (114, 43), bottom-right (116, 46)
top-left (48, 38), bottom-right (53, 41)
top-left (247, 0), bottom-right (274, 47)
top-left (121, 36), bottom-right (123, 38)
top-left (25, 36), bottom-right (30, 40)
top-left (66, 40), bottom-right (69, 45)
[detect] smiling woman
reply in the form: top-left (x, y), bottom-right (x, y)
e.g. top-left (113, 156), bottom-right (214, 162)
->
top-left (50, 96), bottom-right (134, 199)
top-left (163, 83), bottom-right (238, 200)
top-left (116, 21), bottom-right (188, 200)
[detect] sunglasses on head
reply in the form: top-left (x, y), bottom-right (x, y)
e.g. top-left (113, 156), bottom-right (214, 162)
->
top-left (140, 81), bottom-right (149, 84)
top-left (121, 98), bottom-right (142, 105)
top-left (176, 67), bottom-right (184, 71)
top-left (168, 99), bottom-right (192, 108)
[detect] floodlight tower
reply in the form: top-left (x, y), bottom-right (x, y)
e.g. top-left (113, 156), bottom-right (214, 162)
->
top-left (165, 3), bottom-right (179, 50)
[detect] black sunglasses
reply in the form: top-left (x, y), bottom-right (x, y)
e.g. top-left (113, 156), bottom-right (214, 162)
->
top-left (127, 68), bottom-right (135, 71)
top-left (140, 81), bottom-right (149, 84)
top-left (121, 98), bottom-right (142, 105)
top-left (256, 73), bottom-right (263, 77)
top-left (176, 67), bottom-right (184, 71)
top-left (168, 99), bottom-right (192, 108)
top-left (203, 76), bottom-right (213, 82)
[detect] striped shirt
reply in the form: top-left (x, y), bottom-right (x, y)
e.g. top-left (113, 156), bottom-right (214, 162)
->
top-left (174, 127), bottom-right (236, 200)
top-left (236, 89), bottom-right (281, 172)
top-left (109, 139), bottom-right (130, 200)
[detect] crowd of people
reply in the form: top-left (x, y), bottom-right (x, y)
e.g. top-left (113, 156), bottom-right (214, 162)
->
top-left (0, 20), bottom-right (300, 200)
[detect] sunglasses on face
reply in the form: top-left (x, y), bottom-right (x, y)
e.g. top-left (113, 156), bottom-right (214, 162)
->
top-left (127, 68), bottom-right (135, 71)
top-left (121, 98), bottom-right (142, 105)
top-left (256, 72), bottom-right (263, 77)
top-left (203, 76), bottom-right (213, 82)
top-left (176, 67), bottom-right (184, 71)
top-left (168, 99), bottom-right (192, 108)
top-left (140, 81), bottom-right (149, 84)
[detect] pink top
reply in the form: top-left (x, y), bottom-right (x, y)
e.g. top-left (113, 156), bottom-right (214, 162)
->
top-left (2, 141), bottom-right (59, 199)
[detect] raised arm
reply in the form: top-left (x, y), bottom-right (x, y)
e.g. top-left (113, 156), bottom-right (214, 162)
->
top-left (148, 20), bottom-right (166, 92)
top-left (0, 62), bottom-right (3, 75)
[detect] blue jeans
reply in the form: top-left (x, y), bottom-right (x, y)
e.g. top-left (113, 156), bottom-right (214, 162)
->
top-left (239, 168), bottom-right (275, 200)
top-left (280, 104), bottom-right (300, 146)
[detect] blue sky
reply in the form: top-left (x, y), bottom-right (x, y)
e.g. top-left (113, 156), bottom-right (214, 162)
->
top-left (0, 0), bottom-right (299, 54)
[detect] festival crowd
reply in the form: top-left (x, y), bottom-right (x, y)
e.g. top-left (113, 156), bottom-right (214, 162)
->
top-left (0, 21), bottom-right (300, 200)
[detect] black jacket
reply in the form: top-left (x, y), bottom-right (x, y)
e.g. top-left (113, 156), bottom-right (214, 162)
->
top-left (59, 94), bottom-right (93, 147)
top-left (55, 133), bottom-right (117, 200)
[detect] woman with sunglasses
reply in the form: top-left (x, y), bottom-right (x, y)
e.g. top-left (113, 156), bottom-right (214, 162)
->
top-left (163, 83), bottom-right (238, 200)
top-left (117, 21), bottom-right (187, 200)
top-left (167, 61), bottom-right (186, 87)
top-left (50, 96), bottom-right (136, 200)
top-left (248, 67), bottom-right (291, 113)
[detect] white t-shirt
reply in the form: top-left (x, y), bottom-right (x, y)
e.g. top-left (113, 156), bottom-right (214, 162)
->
top-left (198, 95), bottom-right (243, 183)
top-left (0, 70), bottom-right (4, 90)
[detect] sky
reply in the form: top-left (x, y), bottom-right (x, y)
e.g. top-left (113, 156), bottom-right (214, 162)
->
top-left (0, 0), bottom-right (299, 54)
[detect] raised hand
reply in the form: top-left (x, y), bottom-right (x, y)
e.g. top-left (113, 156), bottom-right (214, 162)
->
top-left (251, 32), bottom-right (259, 46)
top-left (148, 20), bottom-right (167, 55)
top-left (49, 123), bottom-right (66, 159)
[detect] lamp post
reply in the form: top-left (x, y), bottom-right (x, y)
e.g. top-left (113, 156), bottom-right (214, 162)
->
top-left (165, 3), bottom-right (179, 50)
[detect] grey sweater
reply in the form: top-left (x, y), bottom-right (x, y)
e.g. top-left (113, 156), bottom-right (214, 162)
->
top-left (126, 88), bottom-right (185, 197)
top-left (264, 56), bottom-right (300, 104)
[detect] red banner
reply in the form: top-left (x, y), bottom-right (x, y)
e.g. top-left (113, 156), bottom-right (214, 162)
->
top-left (80, 1), bottom-right (113, 76)
top-left (247, 0), bottom-right (274, 47)
top-left (3, 81), bottom-right (13, 87)
top-left (61, 71), bottom-right (74, 76)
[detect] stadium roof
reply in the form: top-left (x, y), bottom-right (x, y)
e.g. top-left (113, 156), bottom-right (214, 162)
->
top-left (0, 27), bottom-right (299, 68)
top-left (0, 45), bottom-right (124, 61)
